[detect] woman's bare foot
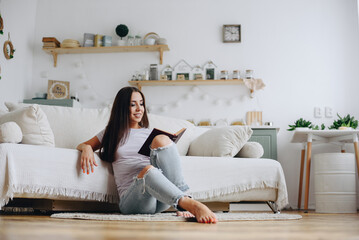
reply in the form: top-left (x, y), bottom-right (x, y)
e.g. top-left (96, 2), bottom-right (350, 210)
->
top-left (176, 211), bottom-right (195, 218)
top-left (178, 196), bottom-right (218, 224)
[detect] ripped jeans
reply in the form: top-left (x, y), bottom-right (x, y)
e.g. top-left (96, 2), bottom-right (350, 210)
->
top-left (119, 142), bottom-right (190, 214)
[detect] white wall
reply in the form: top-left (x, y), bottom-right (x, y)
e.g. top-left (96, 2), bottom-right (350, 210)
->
top-left (0, 0), bottom-right (37, 109)
top-left (3, 0), bottom-right (359, 209)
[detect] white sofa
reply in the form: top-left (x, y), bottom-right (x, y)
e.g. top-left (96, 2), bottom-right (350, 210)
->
top-left (0, 103), bottom-right (288, 212)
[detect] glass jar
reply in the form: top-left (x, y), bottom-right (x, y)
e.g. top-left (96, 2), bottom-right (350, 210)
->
top-left (245, 69), bottom-right (254, 79)
top-left (135, 35), bottom-right (142, 45)
top-left (127, 35), bottom-right (134, 46)
top-left (220, 70), bottom-right (229, 80)
top-left (232, 70), bottom-right (240, 79)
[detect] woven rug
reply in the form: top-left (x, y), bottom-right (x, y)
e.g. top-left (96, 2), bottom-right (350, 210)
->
top-left (51, 212), bottom-right (302, 222)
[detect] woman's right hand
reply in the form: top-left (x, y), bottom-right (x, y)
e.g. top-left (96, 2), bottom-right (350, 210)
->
top-left (80, 145), bottom-right (99, 174)
top-left (77, 136), bottom-right (101, 174)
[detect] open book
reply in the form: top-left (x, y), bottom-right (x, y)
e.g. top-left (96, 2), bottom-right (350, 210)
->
top-left (138, 128), bottom-right (186, 156)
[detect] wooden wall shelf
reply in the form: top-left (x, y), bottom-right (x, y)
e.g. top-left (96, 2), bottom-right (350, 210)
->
top-left (128, 79), bottom-right (245, 91)
top-left (43, 45), bottom-right (169, 67)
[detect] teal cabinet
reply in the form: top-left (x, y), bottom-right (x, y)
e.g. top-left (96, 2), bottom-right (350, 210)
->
top-left (23, 99), bottom-right (81, 107)
top-left (249, 128), bottom-right (278, 160)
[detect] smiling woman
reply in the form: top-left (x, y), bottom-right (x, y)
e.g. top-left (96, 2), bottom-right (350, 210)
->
top-left (76, 86), bottom-right (218, 224)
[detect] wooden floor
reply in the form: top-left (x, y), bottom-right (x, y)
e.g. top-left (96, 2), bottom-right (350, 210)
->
top-left (0, 211), bottom-right (359, 240)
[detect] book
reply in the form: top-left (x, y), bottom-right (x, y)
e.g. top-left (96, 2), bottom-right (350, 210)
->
top-left (42, 37), bottom-right (60, 46)
top-left (43, 42), bottom-right (58, 48)
top-left (138, 128), bottom-right (186, 156)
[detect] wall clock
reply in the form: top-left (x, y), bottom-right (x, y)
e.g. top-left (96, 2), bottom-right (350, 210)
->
top-left (223, 24), bottom-right (241, 43)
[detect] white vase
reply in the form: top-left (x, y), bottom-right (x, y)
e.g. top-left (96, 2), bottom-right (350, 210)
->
top-left (117, 39), bottom-right (126, 46)
top-left (295, 127), bottom-right (310, 131)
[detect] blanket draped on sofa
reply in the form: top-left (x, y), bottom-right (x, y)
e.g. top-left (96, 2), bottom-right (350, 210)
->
top-left (0, 143), bottom-right (288, 210)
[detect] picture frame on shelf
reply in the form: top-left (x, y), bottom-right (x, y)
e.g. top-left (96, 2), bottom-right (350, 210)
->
top-left (203, 60), bottom-right (217, 80)
top-left (47, 80), bottom-right (70, 99)
top-left (161, 65), bottom-right (173, 80)
top-left (83, 33), bottom-right (95, 47)
top-left (173, 59), bottom-right (192, 80)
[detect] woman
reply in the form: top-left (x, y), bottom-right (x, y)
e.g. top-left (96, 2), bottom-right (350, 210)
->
top-left (77, 87), bottom-right (217, 224)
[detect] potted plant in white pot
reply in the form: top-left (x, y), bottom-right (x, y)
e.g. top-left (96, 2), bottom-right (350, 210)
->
top-left (115, 24), bottom-right (129, 46)
top-left (329, 114), bottom-right (358, 130)
top-left (287, 118), bottom-right (313, 131)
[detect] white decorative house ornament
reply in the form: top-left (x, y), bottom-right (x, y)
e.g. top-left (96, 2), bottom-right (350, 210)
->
top-left (244, 78), bottom-right (266, 98)
top-left (203, 61), bottom-right (217, 80)
top-left (192, 65), bottom-right (204, 80)
top-left (161, 65), bottom-right (173, 80)
top-left (173, 60), bottom-right (192, 80)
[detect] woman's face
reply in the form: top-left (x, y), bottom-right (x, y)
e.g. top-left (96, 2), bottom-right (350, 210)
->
top-left (129, 92), bottom-right (144, 128)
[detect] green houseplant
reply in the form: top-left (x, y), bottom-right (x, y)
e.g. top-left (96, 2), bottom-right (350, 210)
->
top-left (329, 114), bottom-right (358, 130)
top-left (287, 118), bottom-right (313, 131)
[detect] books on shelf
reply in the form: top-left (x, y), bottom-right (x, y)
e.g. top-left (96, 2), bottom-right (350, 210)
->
top-left (138, 128), bottom-right (186, 157)
top-left (42, 37), bottom-right (60, 48)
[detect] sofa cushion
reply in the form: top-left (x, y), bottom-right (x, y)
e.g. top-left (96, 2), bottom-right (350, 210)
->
top-left (148, 114), bottom-right (195, 156)
top-left (0, 105), bottom-right (55, 146)
top-left (0, 122), bottom-right (23, 143)
top-left (188, 126), bottom-right (253, 157)
top-left (5, 103), bottom-right (195, 154)
top-left (235, 141), bottom-right (264, 158)
top-left (5, 102), bottom-right (111, 149)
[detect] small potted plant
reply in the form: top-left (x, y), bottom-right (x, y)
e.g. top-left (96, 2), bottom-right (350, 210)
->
top-left (329, 114), bottom-right (358, 130)
top-left (311, 123), bottom-right (326, 130)
top-left (287, 118), bottom-right (313, 131)
top-left (115, 24), bottom-right (129, 46)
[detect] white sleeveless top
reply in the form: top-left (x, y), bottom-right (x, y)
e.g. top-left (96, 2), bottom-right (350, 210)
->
top-left (97, 128), bottom-right (151, 197)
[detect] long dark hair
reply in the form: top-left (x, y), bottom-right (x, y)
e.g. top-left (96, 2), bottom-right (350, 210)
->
top-left (99, 87), bottom-right (149, 162)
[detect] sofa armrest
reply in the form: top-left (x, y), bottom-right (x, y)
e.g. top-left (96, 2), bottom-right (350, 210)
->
top-left (235, 142), bottom-right (264, 158)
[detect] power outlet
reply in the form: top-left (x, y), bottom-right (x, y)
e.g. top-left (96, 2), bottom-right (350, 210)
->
top-left (314, 107), bottom-right (322, 118)
top-left (325, 107), bottom-right (333, 118)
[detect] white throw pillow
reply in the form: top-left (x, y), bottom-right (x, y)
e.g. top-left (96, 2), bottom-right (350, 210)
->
top-left (0, 121), bottom-right (23, 143)
top-left (5, 102), bottom-right (111, 149)
top-left (148, 114), bottom-right (195, 156)
top-left (235, 141), bottom-right (264, 158)
top-left (0, 108), bottom-right (8, 116)
top-left (0, 105), bottom-right (55, 146)
top-left (188, 126), bottom-right (253, 157)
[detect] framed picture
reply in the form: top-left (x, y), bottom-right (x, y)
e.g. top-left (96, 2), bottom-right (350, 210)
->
top-left (203, 61), bottom-right (217, 80)
top-left (83, 33), bottom-right (95, 47)
top-left (47, 80), bottom-right (70, 99)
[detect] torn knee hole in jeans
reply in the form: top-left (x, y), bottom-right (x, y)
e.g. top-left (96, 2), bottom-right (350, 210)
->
top-left (136, 166), bottom-right (158, 194)
top-left (150, 142), bottom-right (174, 152)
